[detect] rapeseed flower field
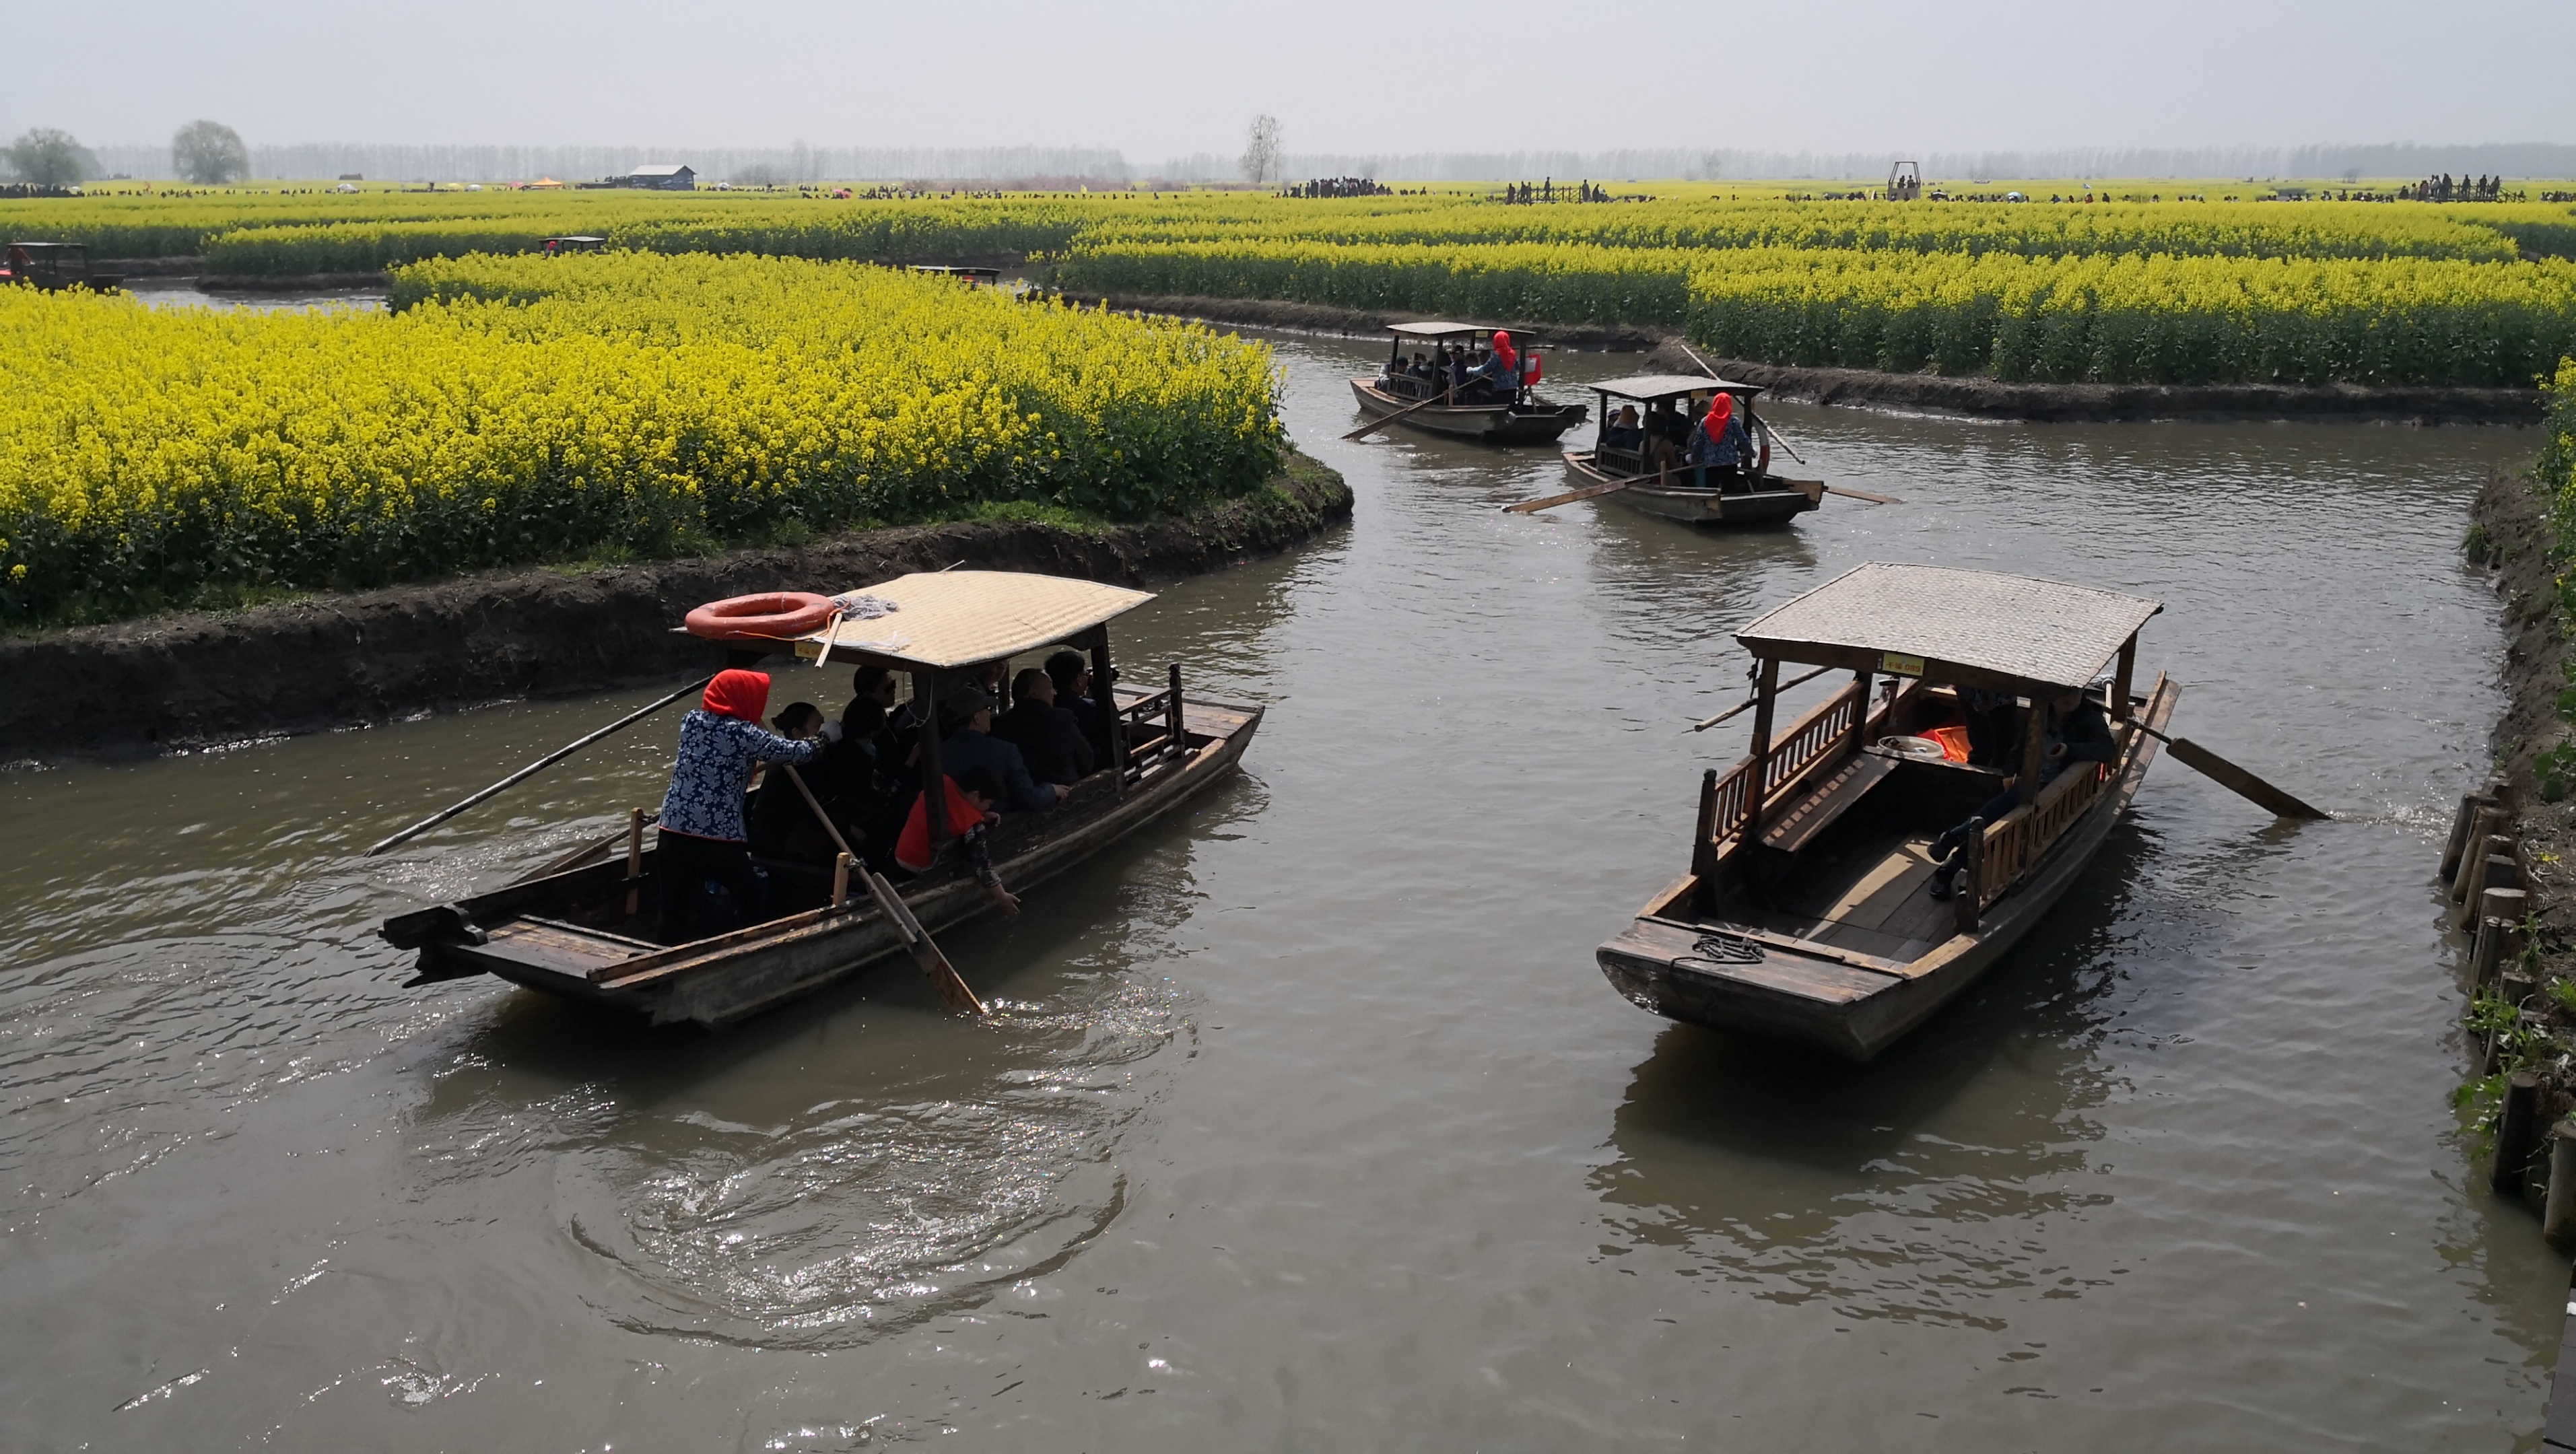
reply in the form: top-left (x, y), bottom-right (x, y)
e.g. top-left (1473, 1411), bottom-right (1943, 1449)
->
top-left (0, 252), bottom-right (1281, 626)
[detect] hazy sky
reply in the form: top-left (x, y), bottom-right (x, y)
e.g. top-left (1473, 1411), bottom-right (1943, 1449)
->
top-left (18, 0), bottom-right (2571, 158)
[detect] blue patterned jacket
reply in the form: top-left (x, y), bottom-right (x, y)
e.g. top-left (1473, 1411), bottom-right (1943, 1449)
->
top-left (658, 709), bottom-right (822, 842)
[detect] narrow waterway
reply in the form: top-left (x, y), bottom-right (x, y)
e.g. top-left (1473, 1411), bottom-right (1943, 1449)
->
top-left (0, 328), bottom-right (2553, 1451)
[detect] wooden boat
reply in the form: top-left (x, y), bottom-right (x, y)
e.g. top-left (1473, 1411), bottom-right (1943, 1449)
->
top-left (1597, 563), bottom-right (2177, 1060)
top-left (1562, 374), bottom-right (1823, 527)
top-left (1, 241), bottom-right (123, 293)
top-left (382, 572), bottom-right (1263, 1028)
top-left (1348, 321), bottom-right (1588, 445)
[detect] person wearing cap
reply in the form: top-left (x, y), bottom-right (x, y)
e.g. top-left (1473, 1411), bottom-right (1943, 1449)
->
top-left (937, 683), bottom-right (1063, 812)
top-left (656, 669), bottom-right (842, 940)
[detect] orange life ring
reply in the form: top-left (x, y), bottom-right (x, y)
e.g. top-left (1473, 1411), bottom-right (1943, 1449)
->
top-left (685, 591), bottom-right (835, 642)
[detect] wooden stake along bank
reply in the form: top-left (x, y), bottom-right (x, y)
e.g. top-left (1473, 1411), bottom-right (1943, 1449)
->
top-left (382, 571), bottom-right (1264, 1027)
top-left (1598, 563), bottom-right (2179, 1060)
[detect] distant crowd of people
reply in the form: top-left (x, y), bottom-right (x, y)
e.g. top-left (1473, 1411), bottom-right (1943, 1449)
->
top-left (1497, 180), bottom-right (1613, 205)
top-left (1284, 176), bottom-right (1390, 198)
top-left (2406, 174), bottom-right (2511, 202)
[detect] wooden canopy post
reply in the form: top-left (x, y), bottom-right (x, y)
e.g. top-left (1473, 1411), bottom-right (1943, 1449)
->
top-left (2018, 689), bottom-right (2049, 805)
top-left (914, 672), bottom-right (947, 847)
top-left (1744, 657), bottom-right (1781, 837)
top-left (1844, 669), bottom-right (1873, 756)
top-left (1692, 769), bottom-right (1720, 880)
top-left (1089, 624), bottom-right (1126, 794)
top-left (2110, 635), bottom-right (2136, 724)
top-left (1167, 662), bottom-right (1185, 762)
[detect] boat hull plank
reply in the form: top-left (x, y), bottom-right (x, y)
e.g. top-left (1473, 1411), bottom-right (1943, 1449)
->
top-left (1349, 379), bottom-right (1586, 445)
top-left (1560, 450), bottom-right (1821, 528)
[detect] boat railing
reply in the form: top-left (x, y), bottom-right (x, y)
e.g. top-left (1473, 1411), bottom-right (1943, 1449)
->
top-left (1117, 663), bottom-right (1190, 779)
top-left (1699, 679), bottom-right (1868, 852)
top-left (1596, 446), bottom-right (1648, 477)
top-left (1974, 757), bottom-right (2109, 909)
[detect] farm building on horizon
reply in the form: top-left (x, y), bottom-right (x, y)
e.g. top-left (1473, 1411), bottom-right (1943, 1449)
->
top-left (617, 164), bottom-right (696, 190)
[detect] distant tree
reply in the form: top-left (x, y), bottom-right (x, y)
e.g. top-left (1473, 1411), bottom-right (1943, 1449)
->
top-left (1241, 114), bottom-right (1283, 186)
top-left (172, 120), bottom-right (250, 185)
top-left (3, 128), bottom-right (96, 188)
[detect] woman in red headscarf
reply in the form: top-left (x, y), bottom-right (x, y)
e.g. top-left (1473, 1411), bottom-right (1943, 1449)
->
top-left (1686, 389), bottom-right (1752, 485)
top-left (1467, 329), bottom-right (1522, 402)
top-left (655, 668), bottom-right (842, 941)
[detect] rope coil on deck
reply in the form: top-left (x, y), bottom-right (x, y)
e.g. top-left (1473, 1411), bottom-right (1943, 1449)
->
top-left (1681, 932), bottom-right (1767, 967)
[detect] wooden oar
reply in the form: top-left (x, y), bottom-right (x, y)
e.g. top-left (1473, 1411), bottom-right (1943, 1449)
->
top-left (1823, 484), bottom-right (1901, 505)
top-left (779, 764), bottom-right (987, 1014)
top-left (1505, 477), bottom-right (1631, 514)
top-left (1343, 386), bottom-right (1456, 441)
top-left (2131, 722), bottom-right (2328, 820)
top-left (1690, 663), bottom-right (1839, 731)
top-left (366, 674), bottom-right (715, 856)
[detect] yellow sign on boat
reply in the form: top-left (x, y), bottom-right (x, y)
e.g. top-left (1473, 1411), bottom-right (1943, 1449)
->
top-left (1880, 652), bottom-right (1926, 677)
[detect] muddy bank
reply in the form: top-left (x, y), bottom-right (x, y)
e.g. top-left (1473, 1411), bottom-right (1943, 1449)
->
top-left (198, 271), bottom-right (391, 291)
top-left (1060, 292), bottom-right (1667, 351)
top-left (2471, 468), bottom-right (2575, 943)
top-left (1635, 343), bottom-right (2544, 425)
top-left (1071, 291), bottom-right (2542, 425)
top-left (0, 454), bottom-right (1349, 766)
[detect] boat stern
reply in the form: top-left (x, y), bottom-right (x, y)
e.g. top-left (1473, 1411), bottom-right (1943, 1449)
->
top-left (1596, 913), bottom-right (1914, 1062)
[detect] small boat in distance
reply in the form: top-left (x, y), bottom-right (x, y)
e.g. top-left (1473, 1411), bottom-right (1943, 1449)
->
top-left (1597, 563), bottom-right (2177, 1060)
top-left (1348, 321), bottom-right (1588, 445)
top-left (1, 242), bottom-right (123, 293)
top-left (1561, 374), bottom-right (1823, 528)
top-left (382, 571), bottom-right (1264, 1029)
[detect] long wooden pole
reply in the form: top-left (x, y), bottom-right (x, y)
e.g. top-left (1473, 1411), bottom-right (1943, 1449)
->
top-left (1691, 662), bottom-right (1837, 732)
top-left (366, 674), bottom-right (714, 856)
top-left (1343, 384), bottom-right (1458, 441)
top-left (779, 763), bottom-right (986, 1014)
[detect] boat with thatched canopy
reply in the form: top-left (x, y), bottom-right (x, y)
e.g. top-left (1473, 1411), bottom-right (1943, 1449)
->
top-left (1597, 563), bottom-right (2180, 1060)
top-left (1560, 374), bottom-right (1825, 527)
top-left (382, 571), bottom-right (1263, 1028)
top-left (1348, 322), bottom-right (1588, 445)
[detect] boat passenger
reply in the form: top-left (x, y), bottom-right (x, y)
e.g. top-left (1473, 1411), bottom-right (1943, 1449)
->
top-left (746, 701), bottom-right (834, 859)
top-left (939, 684), bottom-right (1064, 810)
top-left (1409, 351), bottom-right (1435, 380)
top-left (1048, 648), bottom-right (1112, 767)
top-left (994, 666), bottom-right (1096, 787)
top-left (1602, 405), bottom-right (1645, 452)
top-left (656, 669), bottom-right (841, 941)
top-left (1644, 400), bottom-right (1689, 469)
top-left (1445, 345), bottom-right (1470, 396)
top-left (893, 765), bottom-right (1022, 915)
top-left (1926, 687), bottom-right (2117, 900)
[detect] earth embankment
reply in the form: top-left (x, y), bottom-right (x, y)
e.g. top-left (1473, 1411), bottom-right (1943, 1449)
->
top-left (1071, 291), bottom-right (2544, 425)
top-left (0, 454), bottom-right (1349, 765)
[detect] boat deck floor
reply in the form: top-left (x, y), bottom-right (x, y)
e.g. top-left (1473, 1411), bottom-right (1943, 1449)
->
top-left (1709, 822), bottom-right (1955, 965)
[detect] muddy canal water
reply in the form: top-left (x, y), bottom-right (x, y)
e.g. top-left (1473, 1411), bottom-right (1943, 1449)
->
top-left (0, 328), bottom-right (2552, 1450)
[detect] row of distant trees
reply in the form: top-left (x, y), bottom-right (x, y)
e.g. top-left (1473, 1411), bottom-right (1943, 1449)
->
top-left (2, 121), bottom-right (250, 187)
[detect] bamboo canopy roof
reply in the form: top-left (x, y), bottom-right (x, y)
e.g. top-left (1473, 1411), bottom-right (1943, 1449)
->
top-left (1735, 563), bottom-right (2163, 691)
top-left (1385, 320), bottom-right (1533, 340)
top-left (793, 571), bottom-right (1155, 670)
top-left (1590, 373), bottom-right (1765, 401)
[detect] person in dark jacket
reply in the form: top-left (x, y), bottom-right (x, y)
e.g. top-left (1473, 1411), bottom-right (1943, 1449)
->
top-left (937, 685), bottom-right (1062, 812)
top-left (745, 701), bottom-right (832, 858)
top-left (1047, 648), bottom-right (1112, 767)
top-left (993, 667), bottom-right (1096, 787)
top-left (1926, 686), bottom-right (2119, 900)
